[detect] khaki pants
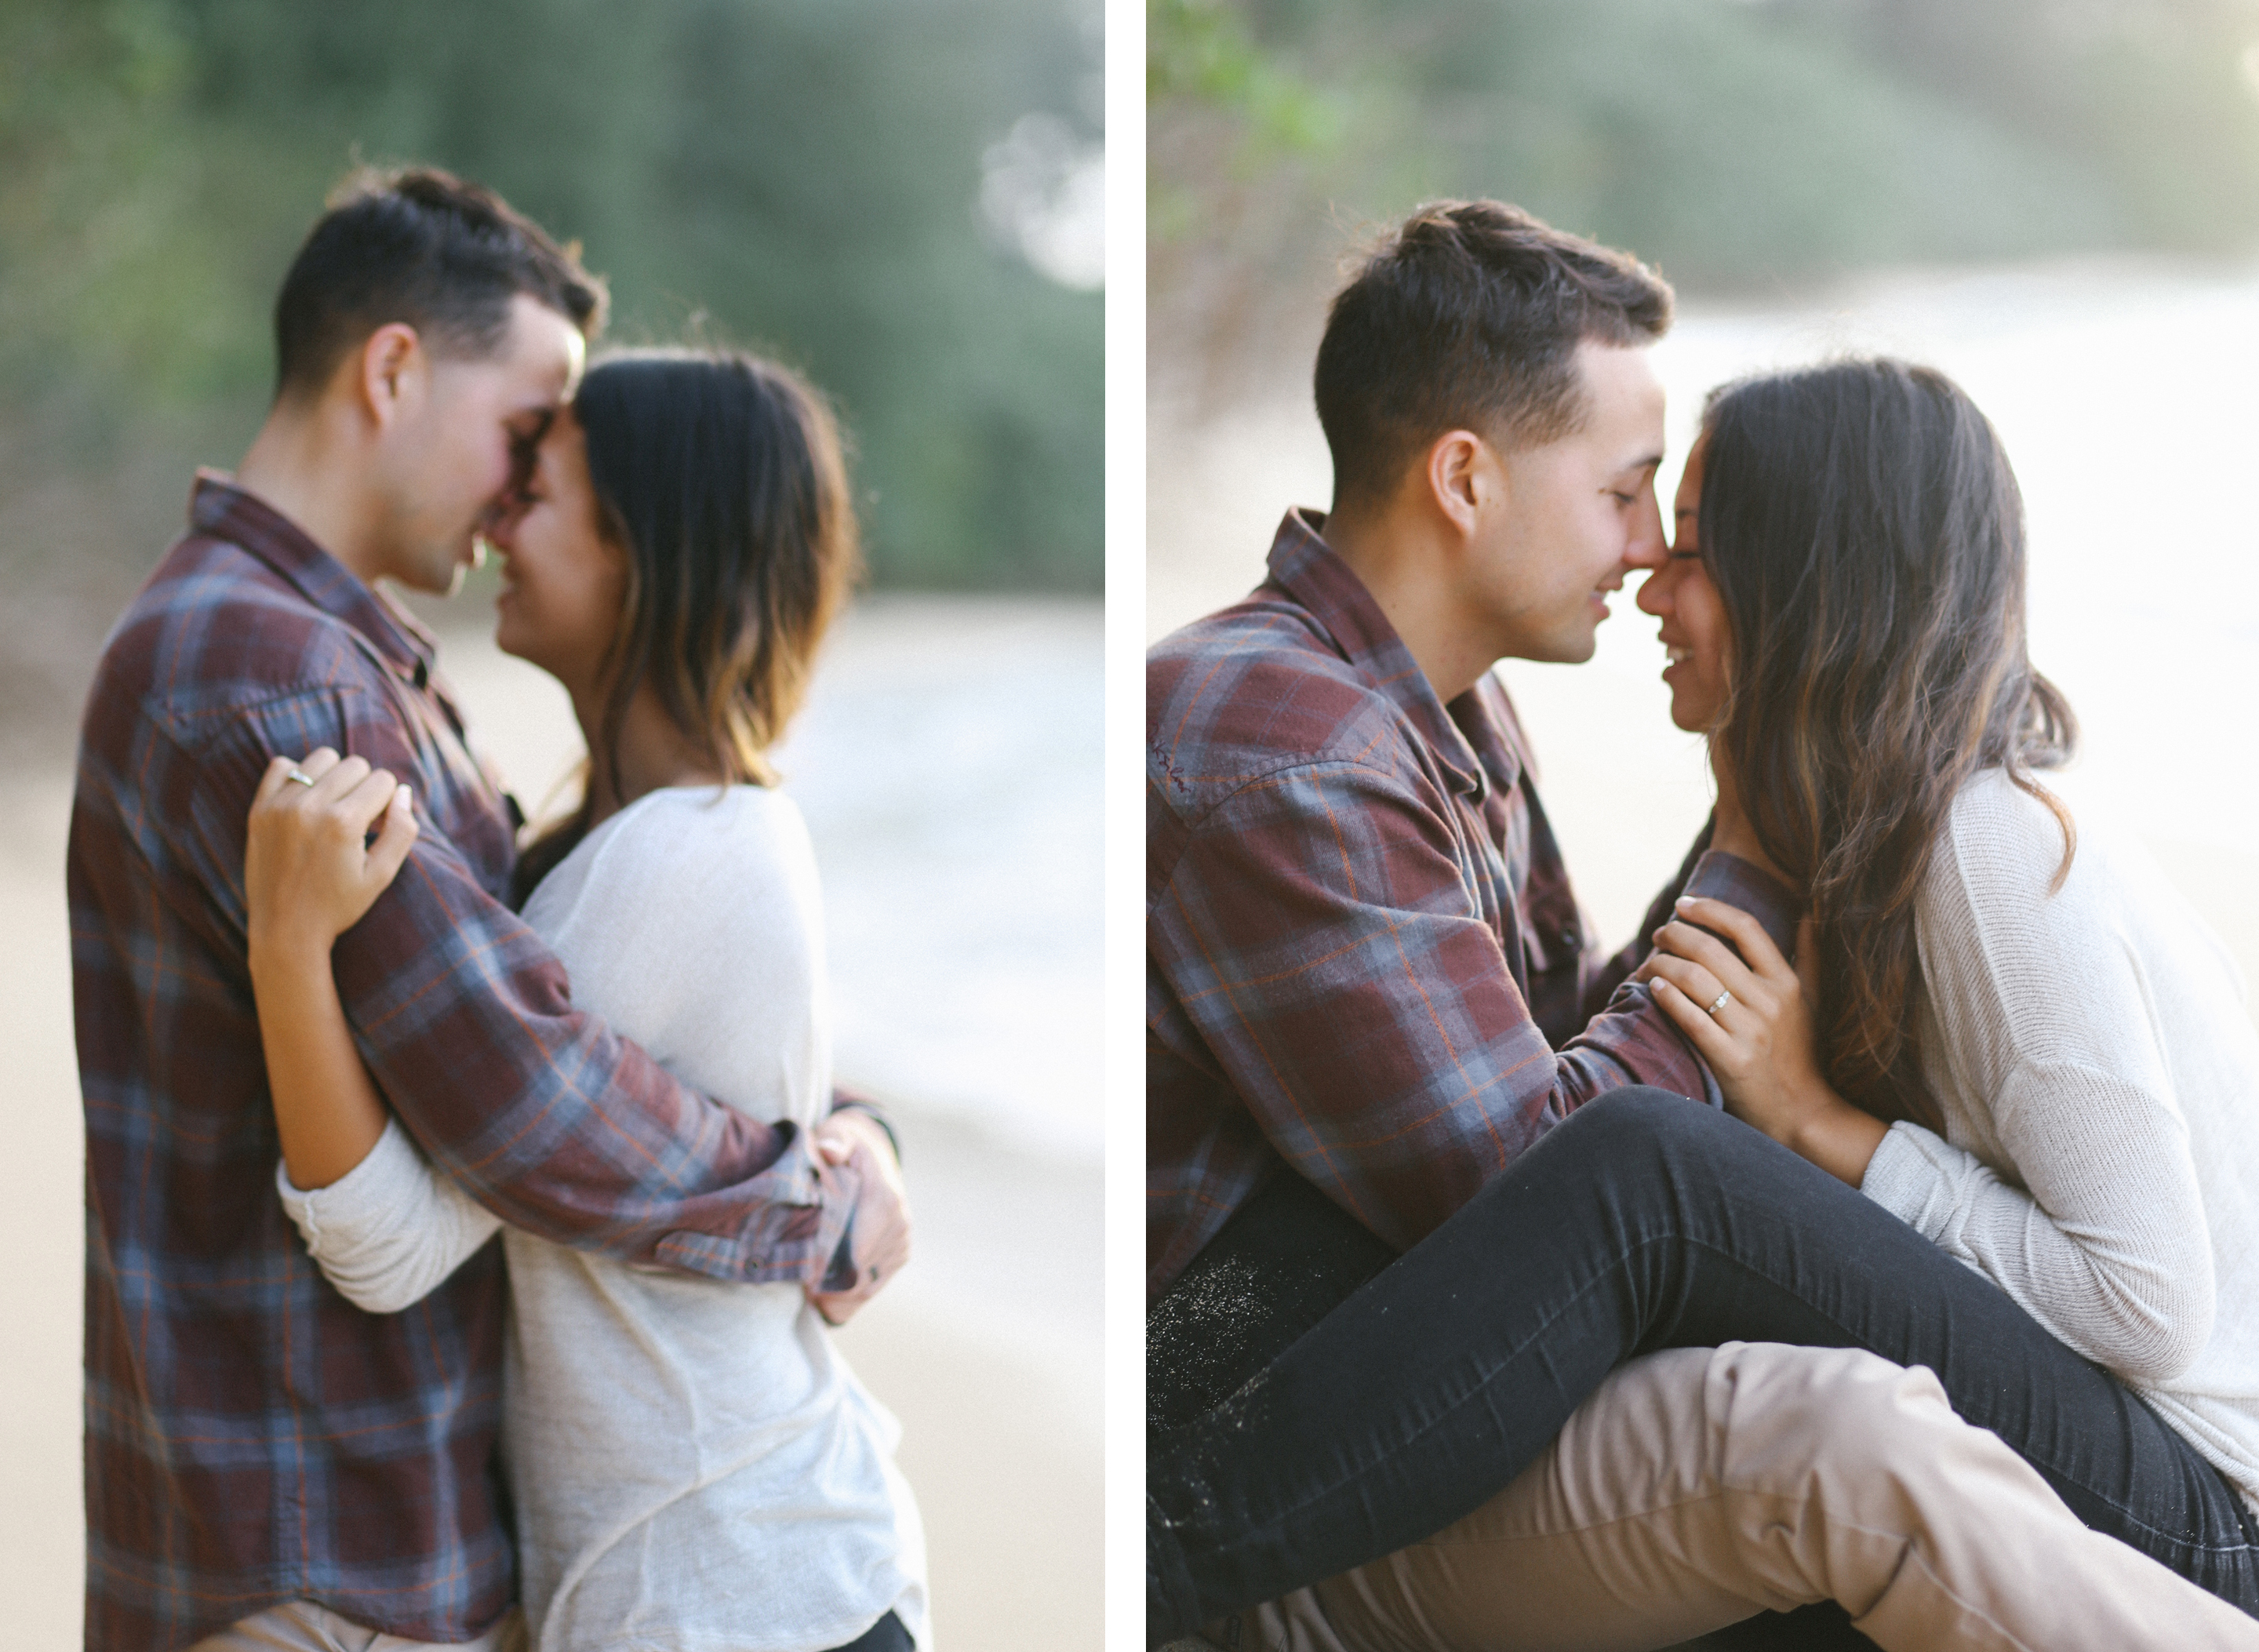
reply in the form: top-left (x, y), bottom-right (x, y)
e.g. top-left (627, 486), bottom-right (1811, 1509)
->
top-left (188, 1601), bottom-right (524, 1652)
top-left (1213, 1342), bottom-right (2259, 1652)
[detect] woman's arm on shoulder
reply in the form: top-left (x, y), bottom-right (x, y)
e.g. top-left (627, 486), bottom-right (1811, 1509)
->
top-left (248, 750), bottom-right (504, 1312)
top-left (246, 750), bottom-right (417, 1189)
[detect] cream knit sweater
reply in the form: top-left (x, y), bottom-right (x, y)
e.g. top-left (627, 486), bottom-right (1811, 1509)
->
top-left (1861, 768), bottom-right (2259, 1508)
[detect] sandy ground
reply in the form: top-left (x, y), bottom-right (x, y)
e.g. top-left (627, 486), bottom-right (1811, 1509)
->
top-left (0, 598), bottom-right (1100, 1650)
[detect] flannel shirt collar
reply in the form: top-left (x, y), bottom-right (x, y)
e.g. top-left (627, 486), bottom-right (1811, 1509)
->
top-left (190, 469), bottom-right (442, 693)
top-left (1264, 508), bottom-right (1511, 804)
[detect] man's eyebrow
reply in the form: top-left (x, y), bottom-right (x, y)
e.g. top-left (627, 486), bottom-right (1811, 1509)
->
top-left (1619, 450), bottom-right (1665, 475)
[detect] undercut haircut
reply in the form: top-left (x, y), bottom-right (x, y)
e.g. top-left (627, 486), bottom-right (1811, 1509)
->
top-left (271, 165), bottom-right (609, 403)
top-left (1315, 201), bottom-right (1673, 508)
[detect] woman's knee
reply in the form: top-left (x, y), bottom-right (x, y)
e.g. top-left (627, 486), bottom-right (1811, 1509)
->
top-left (1551, 1085), bottom-right (1755, 1182)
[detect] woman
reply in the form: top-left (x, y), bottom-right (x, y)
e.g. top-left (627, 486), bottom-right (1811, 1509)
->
top-left (1150, 360), bottom-right (2259, 1647)
top-left (242, 348), bottom-right (927, 1652)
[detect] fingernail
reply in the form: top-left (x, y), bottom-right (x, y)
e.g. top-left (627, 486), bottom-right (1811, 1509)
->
top-left (1675, 896), bottom-right (1695, 908)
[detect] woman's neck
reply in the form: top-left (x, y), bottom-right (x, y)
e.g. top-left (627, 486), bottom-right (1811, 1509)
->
top-left (570, 680), bottom-right (726, 828)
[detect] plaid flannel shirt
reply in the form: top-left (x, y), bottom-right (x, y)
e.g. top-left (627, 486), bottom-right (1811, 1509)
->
top-left (71, 475), bottom-right (861, 1650)
top-left (1147, 510), bottom-right (1795, 1299)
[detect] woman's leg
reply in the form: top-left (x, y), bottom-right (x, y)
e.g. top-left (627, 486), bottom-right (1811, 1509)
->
top-left (1224, 1344), bottom-right (2259, 1652)
top-left (1148, 1089), bottom-right (2259, 1636)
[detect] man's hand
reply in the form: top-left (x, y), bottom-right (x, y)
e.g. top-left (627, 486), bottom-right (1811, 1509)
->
top-left (806, 1109), bottom-right (911, 1326)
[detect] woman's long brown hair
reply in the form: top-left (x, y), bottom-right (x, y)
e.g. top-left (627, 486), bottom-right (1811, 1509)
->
top-left (512, 348), bottom-right (860, 904)
top-left (1698, 359), bottom-right (2076, 1129)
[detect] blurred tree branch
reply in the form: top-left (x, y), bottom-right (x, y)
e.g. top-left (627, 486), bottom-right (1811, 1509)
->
top-left (1148, 0), bottom-right (2259, 404)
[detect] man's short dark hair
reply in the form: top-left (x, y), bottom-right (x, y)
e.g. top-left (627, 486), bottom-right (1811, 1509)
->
top-left (1314, 201), bottom-right (1673, 507)
top-left (271, 166), bottom-right (609, 402)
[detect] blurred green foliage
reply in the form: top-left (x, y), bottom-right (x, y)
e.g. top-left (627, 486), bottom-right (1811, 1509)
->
top-left (1150, 0), bottom-right (2259, 376)
top-left (0, 0), bottom-right (1102, 589)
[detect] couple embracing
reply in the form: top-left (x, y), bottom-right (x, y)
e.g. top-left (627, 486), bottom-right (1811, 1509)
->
top-left (74, 169), bottom-right (926, 1651)
top-left (1148, 202), bottom-right (2259, 1648)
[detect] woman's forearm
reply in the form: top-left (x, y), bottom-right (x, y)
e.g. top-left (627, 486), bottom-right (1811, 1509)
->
top-left (1781, 1091), bottom-right (1889, 1188)
top-left (248, 930), bottom-right (390, 1189)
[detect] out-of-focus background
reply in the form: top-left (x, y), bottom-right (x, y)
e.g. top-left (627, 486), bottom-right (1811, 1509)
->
top-left (1148, 0), bottom-right (2259, 992)
top-left (1, 2), bottom-right (1100, 1646)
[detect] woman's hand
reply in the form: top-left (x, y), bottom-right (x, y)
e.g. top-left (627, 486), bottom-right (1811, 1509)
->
top-left (806, 1111), bottom-right (913, 1326)
top-left (1636, 901), bottom-right (1886, 1186)
top-left (246, 748), bottom-right (419, 966)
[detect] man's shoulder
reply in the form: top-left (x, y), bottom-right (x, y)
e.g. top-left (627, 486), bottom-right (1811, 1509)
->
top-left (1148, 591), bottom-right (1419, 820)
top-left (87, 532), bottom-right (382, 755)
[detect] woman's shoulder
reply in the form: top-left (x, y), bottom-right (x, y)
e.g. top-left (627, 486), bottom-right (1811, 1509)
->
top-left (1931, 768), bottom-right (2084, 904)
top-left (529, 784), bottom-right (819, 937)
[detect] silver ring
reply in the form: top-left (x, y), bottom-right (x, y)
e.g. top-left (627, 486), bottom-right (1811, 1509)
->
top-left (1705, 989), bottom-right (1733, 1017)
top-left (285, 768), bottom-right (317, 788)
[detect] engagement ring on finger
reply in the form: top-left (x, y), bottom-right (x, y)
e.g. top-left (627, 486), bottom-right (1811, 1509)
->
top-left (285, 769), bottom-right (316, 788)
top-left (1706, 989), bottom-right (1733, 1017)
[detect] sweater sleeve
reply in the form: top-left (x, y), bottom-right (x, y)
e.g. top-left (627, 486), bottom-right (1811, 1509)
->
top-left (276, 1117), bottom-right (504, 1314)
top-left (1859, 780), bottom-right (2215, 1385)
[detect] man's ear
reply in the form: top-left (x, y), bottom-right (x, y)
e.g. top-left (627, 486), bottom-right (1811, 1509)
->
top-left (355, 322), bottom-right (427, 431)
top-left (1424, 429), bottom-right (1493, 541)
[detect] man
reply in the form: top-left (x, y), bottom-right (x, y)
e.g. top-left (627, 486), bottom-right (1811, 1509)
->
top-left (1148, 198), bottom-right (1792, 1355)
top-left (71, 167), bottom-right (906, 1652)
top-left (1143, 203), bottom-right (2258, 1649)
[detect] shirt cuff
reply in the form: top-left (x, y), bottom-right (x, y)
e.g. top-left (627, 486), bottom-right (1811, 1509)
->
top-left (650, 1121), bottom-right (860, 1287)
top-left (1857, 1118), bottom-right (1951, 1224)
top-left (275, 1116), bottom-right (427, 1259)
top-left (1682, 850), bottom-right (1800, 962)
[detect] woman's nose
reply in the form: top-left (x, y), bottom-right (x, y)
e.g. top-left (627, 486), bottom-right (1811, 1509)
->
top-left (1636, 561), bottom-right (1673, 617)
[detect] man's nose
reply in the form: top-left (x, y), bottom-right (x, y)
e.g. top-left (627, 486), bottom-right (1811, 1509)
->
top-left (1623, 489), bottom-right (1668, 569)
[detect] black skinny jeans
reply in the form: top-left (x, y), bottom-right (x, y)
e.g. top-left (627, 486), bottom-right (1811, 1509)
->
top-left (824, 1609), bottom-right (911, 1652)
top-left (1148, 1088), bottom-right (2259, 1641)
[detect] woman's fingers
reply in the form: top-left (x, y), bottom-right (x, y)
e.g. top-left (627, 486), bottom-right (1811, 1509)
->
top-left (1673, 896), bottom-right (1795, 984)
top-left (1650, 976), bottom-right (1737, 1064)
top-left (312, 753), bottom-right (373, 803)
top-left (255, 755), bottom-right (302, 807)
top-left (1651, 917), bottom-right (1760, 1001)
top-left (1639, 951), bottom-right (1729, 1019)
top-left (338, 766), bottom-right (402, 833)
top-left (365, 786), bottom-right (419, 890)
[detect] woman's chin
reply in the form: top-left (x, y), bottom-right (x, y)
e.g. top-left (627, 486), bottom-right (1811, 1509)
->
top-left (492, 614), bottom-right (535, 668)
top-left (1666, 690), bottom-right (1719, 734)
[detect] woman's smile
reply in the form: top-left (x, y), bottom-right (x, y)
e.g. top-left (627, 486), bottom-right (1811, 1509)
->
top-left (1635, 438), bottom-right (1731, 733)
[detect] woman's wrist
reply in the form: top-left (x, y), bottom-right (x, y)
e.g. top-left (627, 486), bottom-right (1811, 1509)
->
top-left (247, 922), bottom-right (334, 981)
top-left (1782, 1086), bottom-right (1888, 1188)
